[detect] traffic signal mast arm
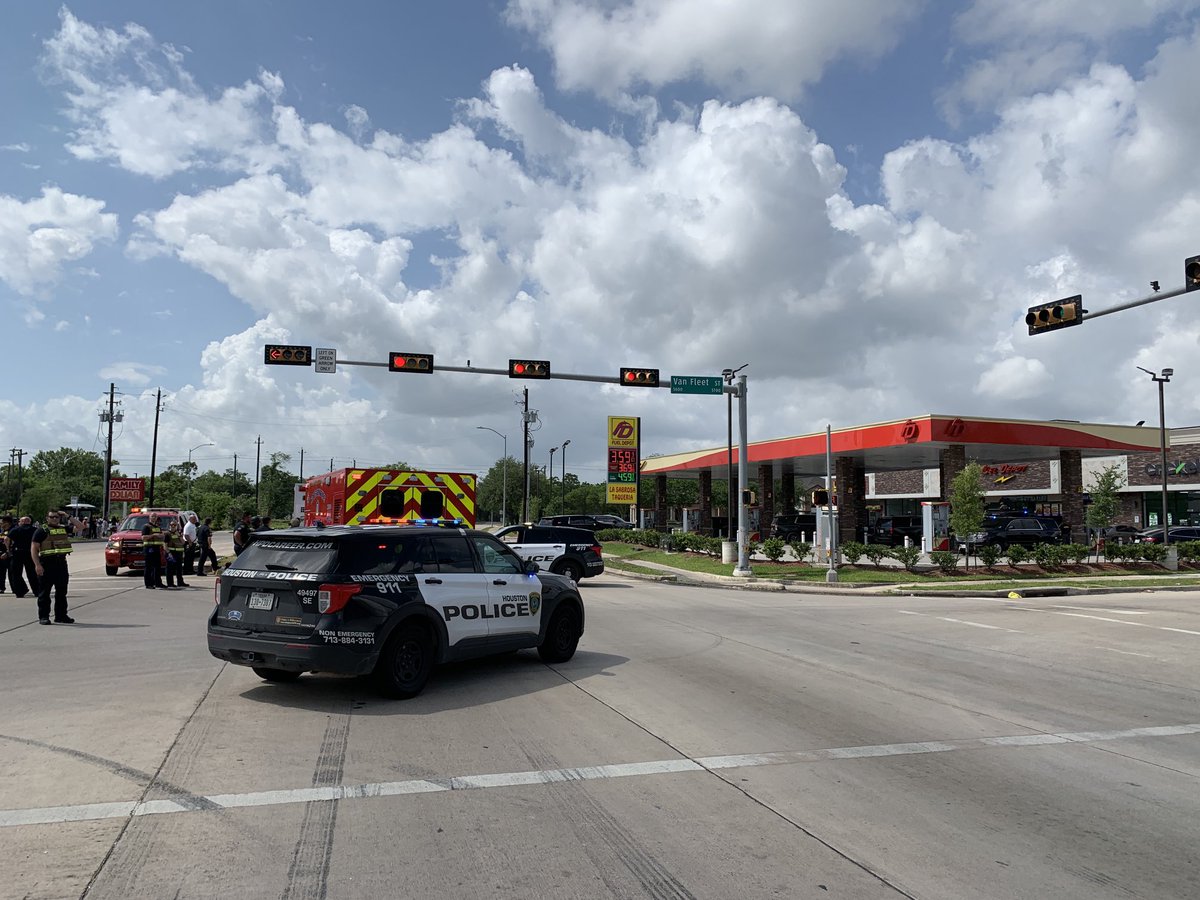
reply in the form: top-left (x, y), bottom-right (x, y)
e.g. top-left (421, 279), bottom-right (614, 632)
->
top-left (1080, 284), bottom-right (1189, 322)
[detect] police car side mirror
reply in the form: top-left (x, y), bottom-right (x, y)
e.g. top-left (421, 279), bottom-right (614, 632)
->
top-left (525, 559), bottom-right (540, 574)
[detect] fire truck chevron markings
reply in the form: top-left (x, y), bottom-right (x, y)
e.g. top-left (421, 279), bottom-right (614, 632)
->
top-left (2, 722), bottom-right (1198, 828)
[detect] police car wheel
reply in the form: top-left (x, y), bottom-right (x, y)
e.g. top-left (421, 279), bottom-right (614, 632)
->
top-left (538, 605), bottom-right (581, 663)
top-left (376, 622), bottom-right (434, 699)
top-left (252, 667), bottom-right (302, 683)
top-left (556, 560), bottom-right (584, 583)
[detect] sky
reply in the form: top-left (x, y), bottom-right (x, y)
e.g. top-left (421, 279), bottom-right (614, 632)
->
top-left (2, 1), bottom-right (1200, 487)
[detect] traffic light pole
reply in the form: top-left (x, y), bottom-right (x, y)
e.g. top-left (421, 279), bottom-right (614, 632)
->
top-left (732, 373), bottom-right (752, 577)
top-left (1083, 285), bottom-right (1188, 322)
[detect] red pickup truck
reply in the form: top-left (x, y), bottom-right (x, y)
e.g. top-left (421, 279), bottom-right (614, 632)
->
top-left (104, 508), bottom-right (182, 576)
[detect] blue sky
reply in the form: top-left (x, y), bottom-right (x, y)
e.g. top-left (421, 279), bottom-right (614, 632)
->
top-left (2, 1), bottom-right (1199, 483)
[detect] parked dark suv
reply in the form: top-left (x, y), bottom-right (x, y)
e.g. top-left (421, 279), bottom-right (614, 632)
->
top-left (207, 524), bottom-right (585, 698)
top-left (867, 516), bottom-right (923, 547)
top-left (770, 513), bottom-right (817, 542)
top-left (536, 514), bottom-right (634, 531)
top-left (972, 516), bottom-right (1062, 550)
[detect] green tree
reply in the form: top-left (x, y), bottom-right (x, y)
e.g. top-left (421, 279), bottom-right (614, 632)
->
top-left (949, 462), bottom-right (985, 564)
top-left (476, 456), bottom-right (521, 524)
top-left (258, 452), bottom-right (298, 518)
top-left (1085, 463), bottom-right (1126, 558)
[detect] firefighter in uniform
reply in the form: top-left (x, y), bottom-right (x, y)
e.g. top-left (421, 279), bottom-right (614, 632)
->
top-left (142, 514), bottom-right (166, 589)
top-left (31, 511), bottom-right (73, 624)
top-left (164, 522), bottom-right (189, 588)
top-left (0, 514), bottom-right (11, 594)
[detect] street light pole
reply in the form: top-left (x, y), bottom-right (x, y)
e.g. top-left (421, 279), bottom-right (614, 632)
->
top-left (186, 442), bottom-right (215, 510)
top-left (561, 439), bottom-right (570, 514)
top-left (548, 446), bottom-right (558, 514)
top-left (1137, 366), bottom-right (1173, 545)
top-left (476, 426), bottom-right (507, 525)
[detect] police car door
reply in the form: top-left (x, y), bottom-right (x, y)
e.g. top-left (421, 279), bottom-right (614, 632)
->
top-left (469, 533), bottom-right (540, 642)
top-left (418, 533), bottom-right (491, 650)
top-left (498, 526), bottom-right (562, 572)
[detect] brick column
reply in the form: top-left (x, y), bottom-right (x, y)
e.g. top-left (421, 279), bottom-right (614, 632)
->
top-left (835, 456), bottom-right (867, 545)
top-left (655, 473), bottom-right (668, 530)
top-left (939, 444), bottom-right (966, 499)
top-left (698, 470), bottom-right (713, 535)
top-left (780, 472), bottom-right (795, 516)
top-left (757, 464), bottom-right (774, 540)
top-left (1059, 449), bottom-right (1084, 542)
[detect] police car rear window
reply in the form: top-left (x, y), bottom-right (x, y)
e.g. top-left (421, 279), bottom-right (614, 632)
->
top-left (228, 540), bottom-right (338, 575)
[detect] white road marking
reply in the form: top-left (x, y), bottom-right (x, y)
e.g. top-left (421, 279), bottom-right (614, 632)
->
top-left (898, 610), bottom-right (1023, 633)
top-left (1095, 646), bottom-right (1155, 658)
top-left (1005, 606), bottom-right (1200, 637)
top-left (3, 722), bottom-right (1196, 829)
top-left (1047, 605), bottom-right (1151, 615)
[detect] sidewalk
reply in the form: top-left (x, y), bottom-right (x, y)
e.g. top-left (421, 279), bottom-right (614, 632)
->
top-left (604, 557), bottom-right (1200, 598)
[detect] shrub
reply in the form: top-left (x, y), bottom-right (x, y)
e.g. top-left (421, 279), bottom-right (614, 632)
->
top-left (1104, 541), bottom-right (1129, 563)
top-left (761, 537), bottom-right (786, 562)
top-left (930, 550), bottom-right (959, 574)
top-left (1005, 545), bottom-right (1029, 565)
top-left (977, 543), bottom-right (1002, 569)
top-left (1064, 543), bottom-right (1090, 565)
top-left (891, 545), bottom-right (922, 571)
top-left (1031, 543), bottom-right (1058, 568)
top-left (864, 544), bottom-right (890, 567)
top-left (841, 541), bottom-right (866, 564)
top-left (791, 542), bottom-right (812, 563)
top-left (1176, 540), bottom-right (1200, 563)
top-left (1139, 542), bottom-right (1168, 564)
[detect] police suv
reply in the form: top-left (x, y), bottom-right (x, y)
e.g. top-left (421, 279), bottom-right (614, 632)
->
top-left (493, 524), bottom-right (604, 584)
top-left (207, 524), bottom-right (585, 699)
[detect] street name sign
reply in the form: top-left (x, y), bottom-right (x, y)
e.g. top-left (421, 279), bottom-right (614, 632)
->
top-left (670, 375), bottom-right (723, 395)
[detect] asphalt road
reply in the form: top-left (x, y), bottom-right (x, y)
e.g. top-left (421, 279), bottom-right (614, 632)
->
top-left (2, 541), bottom-right (1198, 899)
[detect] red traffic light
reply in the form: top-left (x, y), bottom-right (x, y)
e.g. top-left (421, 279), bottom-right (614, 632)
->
top-left (263, 344), bottom-right (313, 365)
top-left (388, 352), bottom-right (434, 373)
top-left (620, 367), bottom-right (660, 387)
top-left (508, 359), bottom-right (550, 379)
top-left (1186, 255), bottom-right (1200, 292)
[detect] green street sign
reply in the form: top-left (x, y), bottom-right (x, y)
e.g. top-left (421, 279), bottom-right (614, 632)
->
top-left (670, 375), bottom-right (723, 395)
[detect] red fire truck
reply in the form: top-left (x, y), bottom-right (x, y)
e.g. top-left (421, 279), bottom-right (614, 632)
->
top-left (300, 468), bottom-right (477, 527)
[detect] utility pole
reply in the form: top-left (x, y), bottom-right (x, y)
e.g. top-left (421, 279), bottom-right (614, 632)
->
top-left (522, 388), bottom-right (530, 522)
top-left (233, 454), bottom-right (239, 496)
top-left (9, 448), bottom-right (25, 517)
top-left (299, 447), bottom-right (304, 480)
top-left (254, 435), bottom-right (262, 512)
top-left (101, 383), bottom-right (116, 523)
top-left (148, 388), bottom-right (162, 507)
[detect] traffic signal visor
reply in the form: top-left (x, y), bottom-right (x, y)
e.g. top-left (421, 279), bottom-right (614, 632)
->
top-left (1186, 255), bottom-right (1200, 292)
top-left (508, 359), bottom-right (551, 379)
top-left (620, 367), bottom-right (660, 387)
top-left (1026, 295), bottom-right (1083, 335)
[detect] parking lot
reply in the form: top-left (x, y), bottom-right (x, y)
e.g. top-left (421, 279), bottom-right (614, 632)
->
top-left (3, 541), bottom-right (1199, 899)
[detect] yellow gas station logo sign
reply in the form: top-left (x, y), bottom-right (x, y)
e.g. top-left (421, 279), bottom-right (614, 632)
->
top-left (608, 417), bottom-right (639, 448)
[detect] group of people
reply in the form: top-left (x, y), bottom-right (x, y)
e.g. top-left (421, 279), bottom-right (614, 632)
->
top-left (140, 513), bottom-right (220, 589)
top-left (1, 511), bottom-right (75, 624)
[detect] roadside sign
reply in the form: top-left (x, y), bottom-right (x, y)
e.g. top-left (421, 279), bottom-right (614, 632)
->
top-left (315, 347), bottom-right (337, 374)
top-left (109, 477), bottom-right (145, 502)
top-left (670, 375), bottom-right (723, 395)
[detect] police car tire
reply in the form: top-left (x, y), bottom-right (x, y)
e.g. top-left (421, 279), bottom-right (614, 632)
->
top-left (375, 621), bottom-right (435, 699)
top-left (555, 560), bottom-right (584, 583)
top-left (537, 604), bottom-right (581, 663)
top-left (105, 566), bottom-right (118, 576)
top-left (252, 667), bottom-right (302, 683)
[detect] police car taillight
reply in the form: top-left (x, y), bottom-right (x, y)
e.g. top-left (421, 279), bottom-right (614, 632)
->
top-left (318, 583), bottom-right (362, 614)
top-left (592, 544), bottom-right (602, 557)
top-left (213, 575), bottom-right (220, 604)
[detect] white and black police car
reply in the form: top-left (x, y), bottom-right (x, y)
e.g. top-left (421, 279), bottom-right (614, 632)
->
top-left (207, 523), bottom-right (584, 699)
top-left (493, 524), bottom-right (604, 584)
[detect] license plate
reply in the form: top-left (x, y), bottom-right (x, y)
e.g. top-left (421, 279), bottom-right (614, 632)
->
top-left (248, 592), bottom-right (274, 610)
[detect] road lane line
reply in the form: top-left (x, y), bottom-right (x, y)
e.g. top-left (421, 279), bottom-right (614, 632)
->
top-left (3, 723), bottom-right (1198, 829)
top-left (1048, 606), bottom-right (1151, 615)
top-left (1095, 646), bottom-right (1156, 658)
top-left (898, 610), bottom-right (1023, 633)
top-left (1006, 606), bottom-right (1200, 637)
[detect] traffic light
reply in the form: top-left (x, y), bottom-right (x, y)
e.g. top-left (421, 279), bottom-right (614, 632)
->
top-left (388, 352), bottom-right (433, 373)
top-left (508, 359), bottom-right (550, 379)
top-left (264, 344), bottom-right (313, 366)
top-left (619, 367), bottom-right (660, 387)
top-left (811, 488), bottom-right (829, 506)
top-left (1025, 295), bottom-right (1083, 335)
top-left (1186, 255), bottom-right (1200, 292)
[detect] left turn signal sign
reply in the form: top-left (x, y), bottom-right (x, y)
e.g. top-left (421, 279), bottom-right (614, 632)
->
top-left (264, 344), bottom-right (313, 365)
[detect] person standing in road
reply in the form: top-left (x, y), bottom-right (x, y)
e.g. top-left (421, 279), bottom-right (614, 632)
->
top-left (164, 521), bottom-right (189, 588)
top-left (195, 517), bottom-right (219, 576)
top-left (233, 512), bottom-right (252, 556)
top-left (142, 513), bottom-right (166, 589)
top-left (7, 515), bottom-right (40, 598)
top-left (0, 514), bottom-right (11, 594)
top-left (31, 510), bottom-right (73, 624)
top-left (182, 513), bottom-right (199, 575)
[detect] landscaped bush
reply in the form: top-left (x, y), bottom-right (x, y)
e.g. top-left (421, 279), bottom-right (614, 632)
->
top-left (976, 543), bottom-right (1002, 569)
top-left (1031, 543), bottom-right (1059, 568)
top-left (1005, 545), bottom-right (1029, 565)
top-left (791, 542), bottom-right (812, 563)
top-left (864, 544), bottom-right (890, 567)
top-left (930, 550), bottom-right (959, 574)
top-left (1064, 543), bottom-right (1090, 565)
top-left (761, 537), bottom-right (786, 562)
top-left (841, 541), bottom-right (866, 564)
top-left (891, 545), bottom-right (922, 571)
top-left (1139, 542), bottom-right (1168, 564)
top-left (1175, 540), bottom-right (1200, 563)
top-left (1104, 541), bottom-right (1130, 563)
